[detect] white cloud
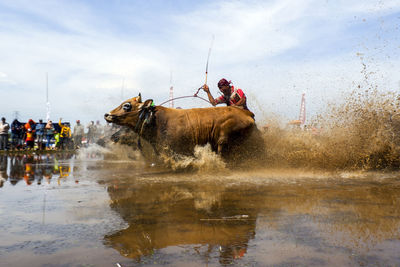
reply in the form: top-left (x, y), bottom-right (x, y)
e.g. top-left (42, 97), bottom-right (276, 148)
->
top-left (0, 72), bottom-right (7, 79)
top-left (171, 0), bottom-right (307, 63)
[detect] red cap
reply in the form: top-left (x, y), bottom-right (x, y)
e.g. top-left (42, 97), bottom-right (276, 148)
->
top-left (218, 78), bottom-right (231, 88)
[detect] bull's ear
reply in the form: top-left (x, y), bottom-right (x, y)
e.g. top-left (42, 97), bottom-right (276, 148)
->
top-left (138, 93), bottom-right (142, 103)
top-left (143, 99), bottom-right (154, 109)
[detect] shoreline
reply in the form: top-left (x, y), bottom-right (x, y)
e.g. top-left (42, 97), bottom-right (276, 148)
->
top-left (0, 149), bottom-right (77, 155)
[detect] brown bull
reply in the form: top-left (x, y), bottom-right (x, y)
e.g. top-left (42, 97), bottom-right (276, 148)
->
top-left (104, 94), bottom-right (264, 161)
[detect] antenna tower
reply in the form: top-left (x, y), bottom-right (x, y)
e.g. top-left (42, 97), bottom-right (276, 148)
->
top-left (299, 93), bottom-right (306, 125)
top-left (169, 71), bottom-right (174, 108)
top-left (13, 111), bottom-right (20, 120)
top-left (169, 86), bottom-right (174, 108)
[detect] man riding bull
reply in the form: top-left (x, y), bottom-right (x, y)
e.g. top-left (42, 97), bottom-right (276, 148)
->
top-left (202, 78), bottom-right (249, 110)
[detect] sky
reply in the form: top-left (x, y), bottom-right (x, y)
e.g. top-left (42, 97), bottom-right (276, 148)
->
top-left (0, 0), bottom-right (399, 125)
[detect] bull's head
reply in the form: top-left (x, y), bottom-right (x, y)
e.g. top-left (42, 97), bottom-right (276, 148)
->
top-left (104, 94), bottom-right (153, 128)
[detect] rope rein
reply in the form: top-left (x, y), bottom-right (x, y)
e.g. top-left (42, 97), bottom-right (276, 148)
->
top-left (158, 91), bottom-right (211, 106)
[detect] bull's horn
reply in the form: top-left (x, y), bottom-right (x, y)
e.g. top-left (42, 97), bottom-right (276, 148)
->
top-left (138, 93), bottom-right (142, 103)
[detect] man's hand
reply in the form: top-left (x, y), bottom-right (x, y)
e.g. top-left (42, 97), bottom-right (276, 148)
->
top-left (202, 84), bottom-right (217, 106)
top-left (202, 84), bottom-right (210, 93)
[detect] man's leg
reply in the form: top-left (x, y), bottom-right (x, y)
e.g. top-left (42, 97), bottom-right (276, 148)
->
top-left (1, 135), bottom-right (7, 150)
top-left (5, 135), bottom-right (8, 150)
top-left (0, 135), bottom-right (4, 150)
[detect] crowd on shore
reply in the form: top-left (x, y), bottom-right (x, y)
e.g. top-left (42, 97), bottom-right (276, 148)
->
top-left (0, 117), bottom-right (113, 151)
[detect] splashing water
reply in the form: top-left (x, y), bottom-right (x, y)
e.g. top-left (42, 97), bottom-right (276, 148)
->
top-left (262, 88), bottom-right (400, 170)
top-left (76, 143), bottom-right (142, 162)
top-left (160, 144), bottom-right (226, 172)
top-left (76, 144), bottom-right (110, 160)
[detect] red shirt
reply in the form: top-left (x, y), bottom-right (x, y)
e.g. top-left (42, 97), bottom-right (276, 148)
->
top-left (214, 85), bottom-right (247, 109)
top-left (24, 121), bottom-right (35, 132)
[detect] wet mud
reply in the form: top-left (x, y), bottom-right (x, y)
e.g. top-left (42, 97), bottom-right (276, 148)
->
top-left (1, 148), bottom-right (400, 266)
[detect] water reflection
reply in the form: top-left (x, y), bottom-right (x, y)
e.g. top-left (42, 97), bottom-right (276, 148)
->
top-left (9, 155), bottom-right (23, 185)
top-left (2, 152), bottom-right (400, 265)
top-left (0, 153), bottom-right (75, 187)
top-left (103, 175), bottom-right (400, 265)
top-left (0, 155), bottom-right (7, 187)
top-left (104, 180), bottom-right (258, 264)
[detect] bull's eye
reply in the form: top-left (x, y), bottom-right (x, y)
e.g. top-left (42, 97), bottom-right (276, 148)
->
top-left (123, 102), bottom-right (132, 112)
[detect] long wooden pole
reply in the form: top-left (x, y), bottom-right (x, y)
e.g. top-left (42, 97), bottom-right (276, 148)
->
top-left (194, 35), bottom-right (215, 97)
top-left (204, 35), bottom-right (214, 86)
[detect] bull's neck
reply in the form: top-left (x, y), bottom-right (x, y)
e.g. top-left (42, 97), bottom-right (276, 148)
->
top-left (134, 106), bottom-right (162, 142)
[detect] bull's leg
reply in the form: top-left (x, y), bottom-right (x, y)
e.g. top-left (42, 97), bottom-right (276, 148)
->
top-left (217, 135), bottom-right (228, 154)
top-left (217, 144), bottom-right (222, 154)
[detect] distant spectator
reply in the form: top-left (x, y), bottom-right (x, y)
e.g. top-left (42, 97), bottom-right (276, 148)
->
top-left (95, 120), bottom-right (103, 141)
top-left (36, 119), bottom-right (45, 150)
top-left (24, 119), bottom-right (36, 132)
top-left (87, 121), bottom-right (96, 144)
top-left (45, 120), bottom-right (55, 149)
top-left (24, 119), bottom-right (36, 149)
top-left (11, 119), bottom-right (23, 149)
top-left (59, 118), bottom-right (71, 150)
top-left (19, 125), bottom-right (26, 150)
top-left (25, 128), bottom-right (35, 149)
top-left (0, 117), bottom-right (10, 150)
top-left (54, 130), bottom-right (60, 149)
top-left (73, 120), bottom-right (84, 148)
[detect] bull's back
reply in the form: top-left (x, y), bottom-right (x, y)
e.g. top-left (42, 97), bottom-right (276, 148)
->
top-left (167, 106), bottom-right (254, 124)
top-left (158, 107), bottom-right (255, 135)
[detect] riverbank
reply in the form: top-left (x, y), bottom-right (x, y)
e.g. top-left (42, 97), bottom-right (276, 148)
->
top-left (0, 149), bottom-right (77, 155)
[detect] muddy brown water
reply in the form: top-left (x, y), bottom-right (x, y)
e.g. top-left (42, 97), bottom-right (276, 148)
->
top-left (0, 148), bottom-right (400, 267)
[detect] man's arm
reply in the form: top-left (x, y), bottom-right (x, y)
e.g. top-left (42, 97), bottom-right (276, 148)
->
top-left (202, 84), bottom-right (217, 106)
